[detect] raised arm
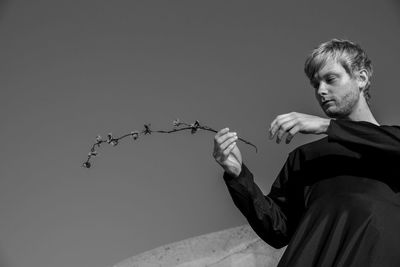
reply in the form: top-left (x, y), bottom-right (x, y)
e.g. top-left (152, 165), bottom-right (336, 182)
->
top-left (268, 112), bottom-right (400, 157)
top-left (327, 120), bottom-right (400, 156)
top-left (223, 158), bottom-right (296, 249)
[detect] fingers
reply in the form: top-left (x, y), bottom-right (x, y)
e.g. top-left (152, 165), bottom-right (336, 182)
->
top-left (269, 112), bottom-right (300, 144)
top-left (215, 127), bottom-right (229, 138)
top-left (285, 125), bottom-right (300, 144)
top-left (222, 141), bottom-right (237, 158)
top-left (214, 128), bottom-right (229, 147)
top-left (213, 128), bottom-right (238, 161)
top-left (275, 119), bottom-right (297, 143)
top-left (221, 134), bottom-right (238, 150)
top-left (214, 128), bottom-right (237, 148)
top-left (269, 113), bottom-right (293, 139)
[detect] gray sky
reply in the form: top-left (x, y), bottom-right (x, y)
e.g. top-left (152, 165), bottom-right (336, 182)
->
top-left (0, 1), bottom-right (399, 266)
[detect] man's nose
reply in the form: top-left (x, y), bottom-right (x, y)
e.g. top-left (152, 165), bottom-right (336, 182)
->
top-left (317, 82), bottom-right (328, 96)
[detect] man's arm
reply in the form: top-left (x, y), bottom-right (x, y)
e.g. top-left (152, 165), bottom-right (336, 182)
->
top-left (269, 112), bottom-right (330, 144)
top-left (213, 128), bottom-right (295, 248)
top-left (269, 112), bottom-right (400, 156)
top-left (223, 159), bottom-right (295, 249)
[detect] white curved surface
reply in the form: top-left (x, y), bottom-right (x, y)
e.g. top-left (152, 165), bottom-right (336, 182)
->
top-left (112, 224), bottom-right (285, 267)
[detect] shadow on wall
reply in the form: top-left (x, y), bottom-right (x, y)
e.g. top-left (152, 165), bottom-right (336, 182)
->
top-left (0, 244), bottom-right (10, 267)
top-left (0, 0), bottom-right (9, 22)
top-left (393, 0), bottom-right (400, 12)
top-left (112, 224), bottom-right (286, 267)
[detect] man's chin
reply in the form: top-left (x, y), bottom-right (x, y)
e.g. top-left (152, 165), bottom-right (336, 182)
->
top-left (324, 109), bottom-right (349, 119)
top-left (323, 107), bottom-right (342, 119)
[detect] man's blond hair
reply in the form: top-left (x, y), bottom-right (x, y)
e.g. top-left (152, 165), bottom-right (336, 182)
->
top-left (304, 39), bottom-right (373, 104)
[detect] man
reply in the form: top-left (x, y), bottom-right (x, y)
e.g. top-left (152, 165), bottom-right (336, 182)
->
top-left (213, 39), bottom-right (400, 266)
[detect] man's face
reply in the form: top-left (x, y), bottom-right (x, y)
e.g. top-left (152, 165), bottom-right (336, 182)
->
top-left (312, 59), bottom-right (361, 118)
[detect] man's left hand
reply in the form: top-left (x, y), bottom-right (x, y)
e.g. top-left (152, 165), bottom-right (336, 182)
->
top-left (269, 112), bottom-right (331, 144)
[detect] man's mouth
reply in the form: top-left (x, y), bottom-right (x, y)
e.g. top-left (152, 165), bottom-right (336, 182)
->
top-left (322, 100), bottom-right (333, 106)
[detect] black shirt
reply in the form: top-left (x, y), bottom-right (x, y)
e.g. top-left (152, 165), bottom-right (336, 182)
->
top-left (223, 120), bottom-right (400, 266)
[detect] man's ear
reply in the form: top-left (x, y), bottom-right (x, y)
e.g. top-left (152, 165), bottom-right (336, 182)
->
top-left (356, 69), bottom-right (369, 90)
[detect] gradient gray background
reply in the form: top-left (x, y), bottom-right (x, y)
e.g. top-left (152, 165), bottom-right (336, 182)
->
top-left (1, 1), bottom-right (399, 266)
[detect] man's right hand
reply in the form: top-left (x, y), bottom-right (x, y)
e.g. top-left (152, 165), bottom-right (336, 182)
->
top-left (213, 128), bottom-right (242, 178)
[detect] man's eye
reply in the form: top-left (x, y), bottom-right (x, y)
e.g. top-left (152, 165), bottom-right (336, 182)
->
top-left (326, 76), bottom-right (336, 83)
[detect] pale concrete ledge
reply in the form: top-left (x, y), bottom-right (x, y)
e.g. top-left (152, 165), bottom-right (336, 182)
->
top-left (112, 224), bottom-right (286, 267)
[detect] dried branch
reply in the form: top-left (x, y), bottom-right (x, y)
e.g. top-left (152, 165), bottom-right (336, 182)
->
top-left (82, 119), bottom-right (258, 168)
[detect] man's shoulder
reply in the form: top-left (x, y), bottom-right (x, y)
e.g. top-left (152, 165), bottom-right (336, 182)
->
top-left (380, 124), bottom-right (400, 132)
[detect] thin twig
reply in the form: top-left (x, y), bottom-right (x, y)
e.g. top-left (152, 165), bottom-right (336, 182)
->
top-left (82, 119), bottom-right (258, 168)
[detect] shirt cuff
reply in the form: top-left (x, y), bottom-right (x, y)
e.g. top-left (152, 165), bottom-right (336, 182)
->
top-left (223, 163), bottom-right (253, 184)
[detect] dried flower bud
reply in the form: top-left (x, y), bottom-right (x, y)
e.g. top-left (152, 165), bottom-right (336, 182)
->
top-left (190, 120), bottom-right (200, 134)
top-left (143, 124), bottom-right (152, 135)
top-left (107, 133), bottom-right (113, 143)
top-left (131, 131), bottom-right (139, 140)
top-left (96, 135), bottom-right (102, 143)
top-left (82, 162), bottom-right (91, 168)
top-left (173, 119), bottom-right (181, 127)
top-left (110, 140), bottom-right (118, 146)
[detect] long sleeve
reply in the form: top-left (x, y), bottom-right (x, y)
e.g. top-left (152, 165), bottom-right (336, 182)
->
top-left (327, 119), bottom-right (400, 156)
top-left (223, 158), bottom-right (296, 249)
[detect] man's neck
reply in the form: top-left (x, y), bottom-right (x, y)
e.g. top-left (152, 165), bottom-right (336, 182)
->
top-left (344, 98), bottom-right (379, 125)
